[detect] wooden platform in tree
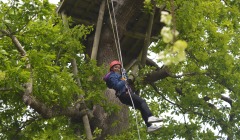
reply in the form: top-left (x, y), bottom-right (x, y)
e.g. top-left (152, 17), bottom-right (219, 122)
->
top-left (57, 0), bottom-right (164, 66)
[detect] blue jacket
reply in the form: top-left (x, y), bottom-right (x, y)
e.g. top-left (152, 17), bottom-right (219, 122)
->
top-left (103, 71), bottom-right (127, 94)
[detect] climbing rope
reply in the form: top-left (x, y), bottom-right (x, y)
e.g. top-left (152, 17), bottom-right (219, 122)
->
top-left (106, 1), bottom-right (121, 62)
top-left (107, 0), bottom-right (141, 139)
top-left (110, 0), bottom-right (123, 65)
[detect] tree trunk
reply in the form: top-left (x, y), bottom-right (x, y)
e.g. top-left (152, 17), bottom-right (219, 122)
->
top-left (89, 0), bottom-right (144, 139)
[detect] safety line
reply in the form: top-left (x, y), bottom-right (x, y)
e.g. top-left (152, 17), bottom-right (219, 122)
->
top-left (110, 0), bottom-right (123, 65)
top-left (106, 0), bottom-right (121, 63)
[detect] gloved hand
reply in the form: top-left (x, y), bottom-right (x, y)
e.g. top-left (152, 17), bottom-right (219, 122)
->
top-left (121, 68), bottom-right (128, 80)
top-left (121, 77), bottom-right (127, 81)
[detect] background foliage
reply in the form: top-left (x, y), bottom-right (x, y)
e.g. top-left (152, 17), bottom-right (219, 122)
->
top-left (0, 0), bottom-right (106, 139)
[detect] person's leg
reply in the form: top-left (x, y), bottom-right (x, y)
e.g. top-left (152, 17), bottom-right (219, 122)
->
top-left (131, 94), bottom-right (153, 127)
top-left (118, 93), bottom-right (152, 127)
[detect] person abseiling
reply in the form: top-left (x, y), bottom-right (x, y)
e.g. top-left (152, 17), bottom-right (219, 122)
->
top-left (103, 60), bottom-right (163, 132)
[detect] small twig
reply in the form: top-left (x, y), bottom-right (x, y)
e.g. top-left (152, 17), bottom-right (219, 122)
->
top-left (0, 87), bottom-right (13, 91)
top-left (169, 72), bottom-right (206, 78)
top-left (14, 116), bottom-right (41, 136)
top-left (150, 83), bottom-right (176, 106)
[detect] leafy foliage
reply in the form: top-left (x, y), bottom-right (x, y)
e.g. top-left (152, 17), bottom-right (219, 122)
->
top-left (146, 0), bottom-right (240, 139)
top-left (0, 0), bottom-right (106, 139)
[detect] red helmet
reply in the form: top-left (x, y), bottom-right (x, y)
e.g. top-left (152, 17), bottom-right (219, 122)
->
top-left (109, 60), bottom-right (121, 70)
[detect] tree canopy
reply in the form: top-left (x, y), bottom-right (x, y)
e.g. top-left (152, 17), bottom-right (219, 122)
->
top-left (0, 0), bottom-right (240, 139)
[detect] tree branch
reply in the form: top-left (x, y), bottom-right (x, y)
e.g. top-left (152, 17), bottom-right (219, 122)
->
top-left (0, 87), bottom-right (13, 91)
top-left (22, 89), bottom-right (87, 119)
top-left (176, 87), bottom-right (217, 109)
top-left (206, 73), bottom-right (236, 94)
top-left (10, 34), bottom-right (26, 56)
top-left (0, 29), bottom-right (10, 36)
top-left (169, 72), bottom-right (205, 78)
top-left (0, 29), bottom-right (26, 56)
top-left (150, 83), bottom-right (177, 106)
top-left (146, 57), bottom-right (160, 69)
top-left (144, 58), bottom-right (206, 83)
top-left (144, 66), bottom-right (170, 83)
top-left (221, 95), bottom-right (232, 107)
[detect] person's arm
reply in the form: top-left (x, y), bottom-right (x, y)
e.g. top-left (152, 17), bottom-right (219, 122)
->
top-left (109, 73), bottom-right (126, 91)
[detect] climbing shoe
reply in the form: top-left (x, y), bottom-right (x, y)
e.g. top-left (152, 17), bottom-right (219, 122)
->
top-left (148, 116), bottom-right (163, 123)
top-left (147, 123), bottom-right (162, 132)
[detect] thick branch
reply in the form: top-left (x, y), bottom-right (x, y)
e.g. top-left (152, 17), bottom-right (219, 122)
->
top-left (144, 66), bottom-right (170, 83)
top-left (146, 57), bottom-right (160, 69)
top-left (22, 90), bottom-right (86, 119)
top-left (21, 61), bottom-right (86, 120)
top-left (144, 58), bottom-right (197, 83)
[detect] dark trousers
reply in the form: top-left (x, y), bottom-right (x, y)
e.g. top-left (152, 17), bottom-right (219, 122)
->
top-left (118, 92), bottom-right (153, 127)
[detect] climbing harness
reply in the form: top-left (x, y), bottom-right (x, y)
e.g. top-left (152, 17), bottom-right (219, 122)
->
top-left (107, 0), bottom-right (141, 139)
